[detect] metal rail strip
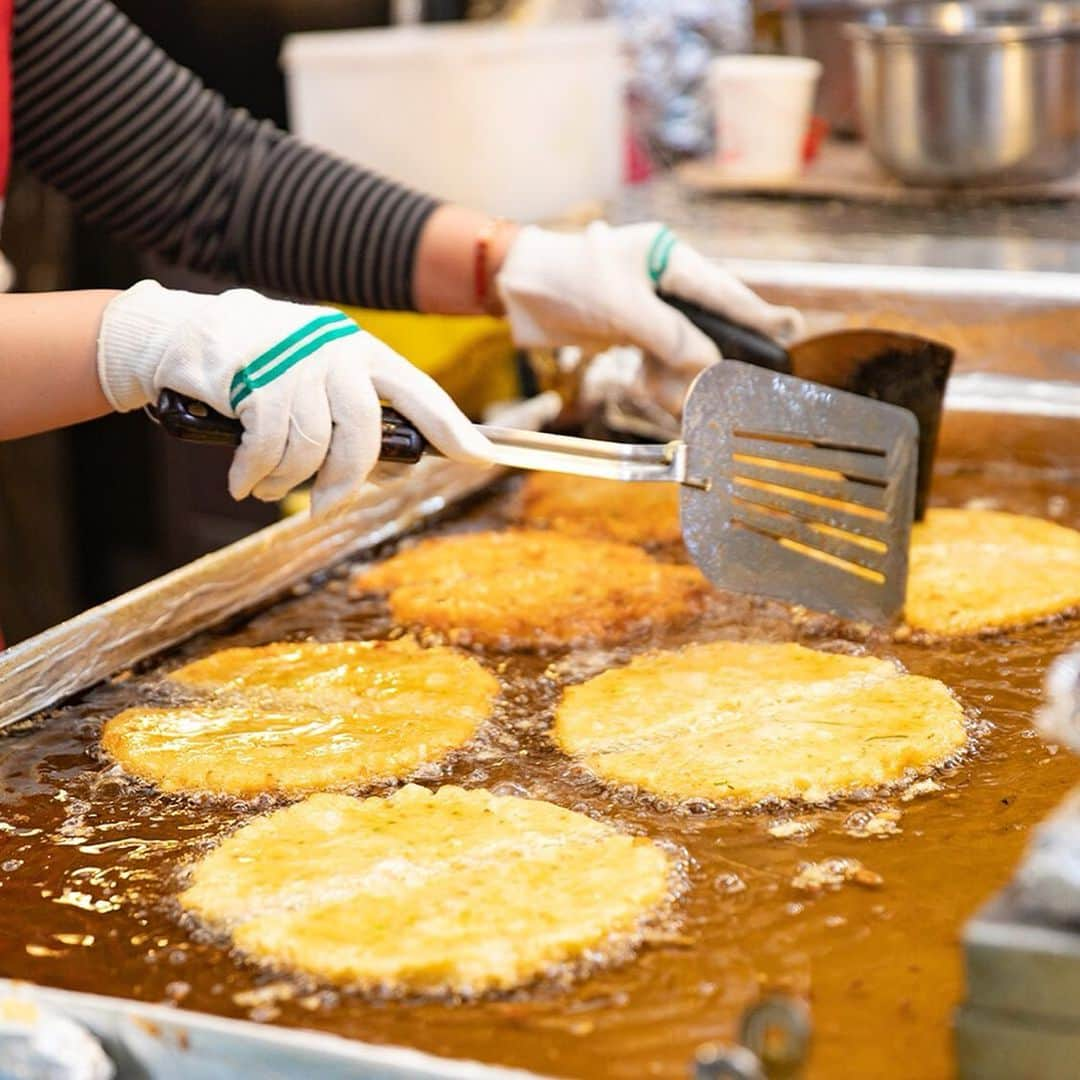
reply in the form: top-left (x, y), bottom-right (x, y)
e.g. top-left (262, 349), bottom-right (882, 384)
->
top-left (0, 979), bottom-right (542, 1080)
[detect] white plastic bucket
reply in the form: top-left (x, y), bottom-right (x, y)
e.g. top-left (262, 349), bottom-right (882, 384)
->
top-left (281, 21), bottom-right (623, 223)
top-left (707, 55), bottom-right (822, 183)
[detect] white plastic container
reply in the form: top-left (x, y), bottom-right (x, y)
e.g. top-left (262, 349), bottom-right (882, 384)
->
top-left (707, 55), bottom-right (822, 183)
top-left (282, 21), bottom-right (623, 223)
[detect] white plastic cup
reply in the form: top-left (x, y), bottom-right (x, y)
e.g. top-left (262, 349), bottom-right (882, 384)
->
top-left (707, 55), bottom-right (823, 183)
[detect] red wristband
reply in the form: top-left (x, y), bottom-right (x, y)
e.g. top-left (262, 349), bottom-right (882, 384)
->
top-left (473, 217), bottom-right (507, 315)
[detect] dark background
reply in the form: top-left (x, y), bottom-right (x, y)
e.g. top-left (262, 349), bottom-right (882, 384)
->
top-left (0, 0), bottom-right (469, 643)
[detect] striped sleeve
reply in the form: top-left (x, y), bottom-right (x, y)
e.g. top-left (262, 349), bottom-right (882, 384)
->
top-left (11, 0), bottom-right (440, 310)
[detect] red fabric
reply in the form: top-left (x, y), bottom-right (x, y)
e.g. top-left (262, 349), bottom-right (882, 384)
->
top-left (802, 116), bottom-right (829, 166)
top-left (0, 0), bottom-right (11, 197)
top-left (0, 0), bottom-right (9, 649)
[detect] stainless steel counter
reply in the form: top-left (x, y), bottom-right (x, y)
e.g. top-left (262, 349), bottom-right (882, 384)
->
top-left (615, 176), bottom-right (1080, 274)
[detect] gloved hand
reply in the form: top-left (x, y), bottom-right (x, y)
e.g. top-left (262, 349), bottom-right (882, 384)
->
top-left (496, 222), bottom-right (804, 372)
top-left (97, 282), bottom-right (492, 511)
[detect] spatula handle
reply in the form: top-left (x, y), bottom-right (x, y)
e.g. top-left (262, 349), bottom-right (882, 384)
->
top-left (658, 291), bottom-right (793, 374)
top-left (148, 389), bottom-right (429, 464)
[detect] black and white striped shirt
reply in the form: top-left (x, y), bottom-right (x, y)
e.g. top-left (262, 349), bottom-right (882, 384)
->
top-left (12, 0), bottom-right (440, 309)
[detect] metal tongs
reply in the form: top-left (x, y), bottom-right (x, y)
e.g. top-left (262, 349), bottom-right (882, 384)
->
top-left (149, 302), bottom-right (953, 625)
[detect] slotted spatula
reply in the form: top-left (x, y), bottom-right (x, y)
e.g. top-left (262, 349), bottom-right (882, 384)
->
top-left (656, 295), bottom-right (953, 521)
top-left (151, 358), bottom-right (919, 625)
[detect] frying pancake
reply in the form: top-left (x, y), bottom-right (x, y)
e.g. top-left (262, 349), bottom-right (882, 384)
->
top-left (102, 639), bottom-right (498, 796)
top-left (554, 641), bottom-right (966, 807)
top-left (906, 508), bottom-right (1080, 635)
top-left (180, 784), bottom-right (673, 994)
top-left (352, 529), bottom-right (710, 650)
top-left (517, 474), bottom-right (682, 548)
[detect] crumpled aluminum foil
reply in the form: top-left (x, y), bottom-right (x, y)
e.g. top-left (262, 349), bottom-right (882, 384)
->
top-left (613, 0), bottom-right (752, 161)
top-left (577, 345), bottom-right (689, 441)
top-left (1011, 649), bottom-right (1080, 923)
top-left (1036, 647), bottom-right (1080, 753)
top-left (0, 994), bottom-right (113, 1080)
top-left (1014, 789), bottom-right (1080, 925)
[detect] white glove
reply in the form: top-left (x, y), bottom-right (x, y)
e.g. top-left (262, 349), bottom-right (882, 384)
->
top-left (496, 221), bottom-right (804, 372)
top-left (97, 282), bottom-right (492, 512)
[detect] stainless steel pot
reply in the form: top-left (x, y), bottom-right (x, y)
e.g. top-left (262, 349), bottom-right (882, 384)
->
top-left (781, 0), bottom-right (885, 138)
top-left (847, 2), bottom-right (1080, 186)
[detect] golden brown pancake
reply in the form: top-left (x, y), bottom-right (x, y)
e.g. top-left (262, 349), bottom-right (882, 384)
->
top-left (352, 529), bottom-right (710, 650)
top-left (180, 784), bottom-right (672, 994)
top-left (905, 508), bottom-right (1080, 635)
top-left (517, 474), bottom-right (682, 548)
top-left (554, 641), bottom-right (966, 807)
top-left (102, 639), bottom-right (498, 796)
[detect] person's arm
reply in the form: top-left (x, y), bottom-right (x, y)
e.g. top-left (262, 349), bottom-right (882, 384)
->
top-left (0, 291), bottom-right (116, 439)
top-left (12, 0), bottom-right (801, 354)
top-left (0, 284), bottom-right (493, 511)
top-left (12, 0), bottom-right (804, 440)
top-left (413, 206), bottom-right (518, 316)
top-left (13, 0), bottom-right (439, 311)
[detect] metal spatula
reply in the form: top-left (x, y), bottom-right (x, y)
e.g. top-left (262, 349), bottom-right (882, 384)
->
top-left (679, 359), bottom-right (917, 625)
top-left (654, 295), bottom-right (953, 520)
top-left (151, 358), bottom-right (919, 624)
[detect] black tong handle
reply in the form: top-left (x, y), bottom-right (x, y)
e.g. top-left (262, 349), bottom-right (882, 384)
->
top-left (149, 297), bottom-right (791, 454)
top-left (148, 391), bottom-right (428, 464)
top-left (657, 291), bottom-right (792, 374)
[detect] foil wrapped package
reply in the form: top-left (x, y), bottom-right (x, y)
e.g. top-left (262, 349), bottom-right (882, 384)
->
top-left (1037, 647), bottom-right (1080, 753)
top-left (614, 0), bottom-right (751, 160)
top-left (1012, 649), bottom-right (1080, 924)
top-left (1014, 789), bottom-right (1080, 926)
top-left (0, 993), bottom-right (113, 1080)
